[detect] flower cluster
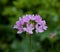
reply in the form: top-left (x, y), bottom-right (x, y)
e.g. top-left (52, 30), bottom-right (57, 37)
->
top-left (13, 14), bottom-right (47, 34)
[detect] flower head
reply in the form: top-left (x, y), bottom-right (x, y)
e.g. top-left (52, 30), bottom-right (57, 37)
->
top-left (13, 14), bottom-right (47, 34)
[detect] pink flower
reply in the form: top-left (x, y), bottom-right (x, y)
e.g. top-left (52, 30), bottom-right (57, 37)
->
top-left (35, 24), bottom-right (44, 33)
top-left (13, 14), bottom-right (48, 34)
top-left (23, 24), bottom-right (34, 34)
top-left (50, 33), bottom-right (56, 38)
top-left (35, 15), bottom-right (42, 23)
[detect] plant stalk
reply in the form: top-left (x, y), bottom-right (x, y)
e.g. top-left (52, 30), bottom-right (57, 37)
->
top-left (29, 35), bottom-right (32, 52)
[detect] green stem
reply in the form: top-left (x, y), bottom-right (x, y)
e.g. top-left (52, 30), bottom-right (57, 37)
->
top-left (51, 43), bottom-right (53, 52)
top-left (29, 35), bottom-right (32, 52)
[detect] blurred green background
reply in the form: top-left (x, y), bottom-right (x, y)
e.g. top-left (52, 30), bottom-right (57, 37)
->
top-left (0, 0), bottom-right (60, 52)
